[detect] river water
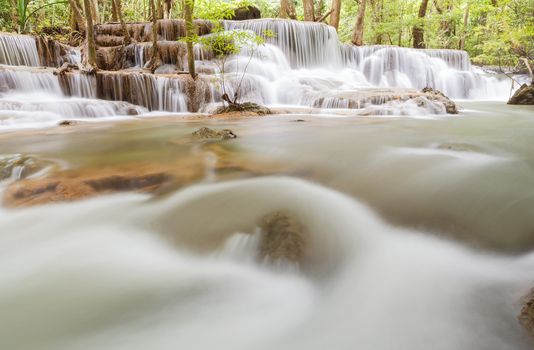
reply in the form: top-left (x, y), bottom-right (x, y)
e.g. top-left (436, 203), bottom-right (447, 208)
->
top-left (0, 99), bottom-right (533, 350)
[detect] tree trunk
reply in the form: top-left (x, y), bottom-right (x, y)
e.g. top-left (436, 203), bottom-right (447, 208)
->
top-left (163, 0), bottom-right (172, 18)
top-left (90, 0), bottom-right (100, 24)
top-left (111, 0), bottom-right (118, 21)
top-left (351, 0), bottom-right (367, 46)
top-left (280, 0), bottom-right (296, 19)
top-left (315, 0), bottom-right (324, 19)
top-left (183, 0), bottom-right (196, 78)
top-left (459, 1), bottom-right (469, 51)
top-left (303, 0), bottom-right (315, 21)
top-left (68, 0), bottom-right (86, 31)
top-left (83, 0), bottom-right (97, 67)
top-left (412, 0), bottom-right (429, 48)
top-left (148, 0), bottom-right (162, 72)
top-left (157, 0), bottom-right (163, 19)
top-left (70, 7), bottom-right (78, 31)
top-left (114, 0), bottom-right (132, 45)
top-left (329, 0), bottom-right (341, 30)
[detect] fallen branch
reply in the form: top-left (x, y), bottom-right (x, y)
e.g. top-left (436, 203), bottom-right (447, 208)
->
top-left (316, 9), bottom-right (333, 23)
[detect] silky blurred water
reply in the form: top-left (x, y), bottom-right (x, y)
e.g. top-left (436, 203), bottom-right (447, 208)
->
top-left (0, 101), bottom-right (533, 350)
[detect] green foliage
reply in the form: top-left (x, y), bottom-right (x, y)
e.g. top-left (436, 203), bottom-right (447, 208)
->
top-left (335, 0), bottom-right (533, 67)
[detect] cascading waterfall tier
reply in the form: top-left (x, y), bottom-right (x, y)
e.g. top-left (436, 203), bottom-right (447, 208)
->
top-left (0, 19), bottom-right (516, 125)
top-left (224, 19), bottom-right (342, 68)
top-left (0, 32), bottom-right (40, 67)
top-left (223, 19), bottom-right (511, 99)
top-left (96, 71), bottom-right (215, 112)
top-left (0, 66), bottom-right (146, 126)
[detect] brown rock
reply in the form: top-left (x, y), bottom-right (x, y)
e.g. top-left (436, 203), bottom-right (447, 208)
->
top-left (192, 127), bottom-right (237, 140)
top-left (519, 288), bottom-right (534, 340)
top-left (0, 154), bottom-right (52, 181)
top-left (422, 87), bottom-right (459, 114)
top-left (259, 212), bottom-right (305, 263)
top-left (508, 84), bottom-right (534, 105)
top-left (58, 120), bottom-right (77, 126)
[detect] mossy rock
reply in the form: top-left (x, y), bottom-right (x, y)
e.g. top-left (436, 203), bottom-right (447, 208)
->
top-left (215, 102), bottom-right (272, 116)
top-left (508, 84), bottom-right (534, 105)
top-left (0, 154), bottom-right (51, 181)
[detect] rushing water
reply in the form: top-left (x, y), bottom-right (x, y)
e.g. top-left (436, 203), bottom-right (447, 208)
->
top-left (0, 101), bottom-right (534, 350)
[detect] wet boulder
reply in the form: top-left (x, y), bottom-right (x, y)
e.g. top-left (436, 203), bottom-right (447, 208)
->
top-left (508, 84), bottom-right (534, 105)
top-left (519, 288), bottom-right (534, 340)
top-left (192, 127), bottom-right (237, 140)
top-left (422, 87), bottom-right (458, 114)
top-left (214, 102), bottom-right (272, 116)
top-left (0, 154), bottom-right (52, 181)
top-left (231, 6), bottom-right (261, 20)
top-left (258, 212), bottom-right (305, 263)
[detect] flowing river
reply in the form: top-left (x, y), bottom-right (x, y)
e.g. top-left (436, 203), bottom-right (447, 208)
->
top-left (0, 19), bottom-right (533, 350)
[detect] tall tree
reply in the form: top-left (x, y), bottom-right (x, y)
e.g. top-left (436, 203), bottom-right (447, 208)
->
top-left (110, 0), bottom-right (118, 21)
top-left (412, 0), bottom-right (429, 48)
top-left (303, 0), bottom-right (315, 21)
top-left (329, 0), bottom-right (341, 30)
top-left (147, 0), bottom-right (162, 71)
top-left (280, 0), bottom-right (296, 19)
top-left (68, 0), bottom-right (86, 31)
top-left (83, 0), bottom-right (97, 67)
top-left (163, 0), bottom-right (172, 18)
top-left (351, 0), bottom-right (367, 46)
top-left (458, 1), bottom-right (469, 50)
top-left (113, 0), bottom-right (131, 45)
top-left (183, 0), bottom-right (196, 78)
top-left (90, 0), bottom-right (100, 24)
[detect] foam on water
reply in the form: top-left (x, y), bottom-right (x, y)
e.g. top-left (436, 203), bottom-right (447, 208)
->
top-left (0, 177), bottom-right (532, 350)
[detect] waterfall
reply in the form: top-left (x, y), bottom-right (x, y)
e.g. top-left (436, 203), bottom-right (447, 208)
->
top-left (224, 19), bottom-right (343, 68)
top-left (0, 20), bottom-right (517, 125)
top-left (220, 19), bottom-right (511, 100)
top-left (0, 33), bottom-right (40, 67)
top-left (0, 66), bottom-right (63, 94)
top-left (0, 66), bottom-right (146, 127)
top-left (60, 73), bottom-right (97, 98)
top-left (97, 72), bottom-right (194, 112)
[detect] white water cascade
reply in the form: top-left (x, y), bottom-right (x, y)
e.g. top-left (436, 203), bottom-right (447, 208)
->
top-left (0, 33), bottom-right (40, 66)
top-left (0, 30), bottom-right (149, 128)
top-left (223, 19), bottom-right (512, 100)
top-left (0, 19), bottom-right (519, 128)
top-left (0, 177), bottom-right (532, 350)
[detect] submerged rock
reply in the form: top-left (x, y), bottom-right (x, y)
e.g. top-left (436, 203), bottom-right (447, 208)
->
top-left (0, 154), bottom-right (51, 181)
top-left (258, 212), bottom-right (305, 263)
top-left (192, 127), bottom-right (237, 140)
top-left (3, 168), bottom-right (174, 207)
top-left (519, 288), bottom-right (534, 340)
top-left (58, 120), bottom-right (77, 126)
top-left (422, 87), bottom-right (459, 114)
top-left (508, 84), bottom-right (534, 105)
